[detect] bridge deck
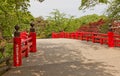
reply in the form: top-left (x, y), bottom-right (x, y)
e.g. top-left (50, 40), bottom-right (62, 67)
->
top-left (3, 39), bottom-right (120, 76)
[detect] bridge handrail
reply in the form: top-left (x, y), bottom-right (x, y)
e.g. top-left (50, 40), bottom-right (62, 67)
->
top-left (21, 37), bottom-right (32, 43)
top-left (13, 23), bottom-right (36, 67)
top-left (52, 31), bottom-right (119, 47)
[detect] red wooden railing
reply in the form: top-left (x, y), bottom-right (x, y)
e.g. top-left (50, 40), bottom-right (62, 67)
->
top-left (13, 23), bottom-right (36, 67)
top-left (52, 31), bottom-right (120, 48)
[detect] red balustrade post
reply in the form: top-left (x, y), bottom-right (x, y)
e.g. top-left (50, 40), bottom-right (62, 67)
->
top-left (76, 32), bottom-right (78, 39)
top-left (100, 39), bottom-right (103, 45)
top-left (108, 32), bottom-right (114, 47)
top-left (79, 32), bottom-right (83, 40)
top-left (52, 32), bottom-right (55, 38)
top-left (81, 32), bottom-right (84, 40)
top-left (13, 25), bottom-right (22, 67)
top-left (30, 23), bottom-right (37, 52)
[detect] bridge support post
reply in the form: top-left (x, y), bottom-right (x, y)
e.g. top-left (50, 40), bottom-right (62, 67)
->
top-left (13, 25), bottom-right (22, 67)
top-left (30, 23), bottom-right (37, 52)
top-left (108, 32), bottom-right (114, 47)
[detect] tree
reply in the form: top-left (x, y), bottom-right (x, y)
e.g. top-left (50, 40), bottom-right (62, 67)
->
top-left (107, 0), bottom-right (120, 19)
top-left (79, 0), bottom-right (120, 19)
top-left (79, 0), bottom-right (108, 9)
top-left (33, 16), bottom-right (48, 38)
top-left (0, 0), bottom-right (44, 37)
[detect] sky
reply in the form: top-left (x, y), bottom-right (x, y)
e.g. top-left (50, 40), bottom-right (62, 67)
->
top-left (28, 0), bottom-right (108, 18)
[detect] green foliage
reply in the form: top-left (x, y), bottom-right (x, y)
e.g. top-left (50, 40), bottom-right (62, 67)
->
top-left (79, 0), bottom-right (119, 20)
top-left (107, 0), bottom-right (120, 19)
top-left (5, 43), bottom-right (13, 57)
top-left (0, 43), bottom-right (12, 59)
top-left (0, 0), bottom-right (37, 59)
top-left (33, 16), bottom-right (48, 38)
top-left (99, 24), bottom-right (109, 33)
top-left (79, 0), bottom-right (109, 9)
top-left (44, 9), bottom-right (78, 37)
top-left (80, 0), bottom-right (108, 9)
top-left (77, 14), bottom-right (107, 25)
top-left (34, 9), bottom-right (107, 38)
top-left (0, 0), bottom-right (40, 38)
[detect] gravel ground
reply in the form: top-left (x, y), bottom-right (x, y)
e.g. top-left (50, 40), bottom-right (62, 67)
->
top-left (2, 38), bottom-right (120, 76)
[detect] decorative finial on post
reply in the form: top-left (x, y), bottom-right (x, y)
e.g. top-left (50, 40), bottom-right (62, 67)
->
top-left (14, 25), bottom-right (20, 37)
top-left (30, 22), bottom-right (35, 32)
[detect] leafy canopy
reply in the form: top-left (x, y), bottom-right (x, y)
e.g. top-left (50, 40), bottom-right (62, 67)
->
top-left (79, 0), bottom-right (120, 19)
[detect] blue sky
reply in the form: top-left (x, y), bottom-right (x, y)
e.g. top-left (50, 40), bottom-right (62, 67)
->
top-left (28, 0), bottom-right (108, 18)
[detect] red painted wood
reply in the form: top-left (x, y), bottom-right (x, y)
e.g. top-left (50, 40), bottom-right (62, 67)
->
top-left (13, 31), bottom-right (36, 67)
top-left (13, 37), bottom-right (22, 67)
top-left (29, 32), bottom-right (37, 52)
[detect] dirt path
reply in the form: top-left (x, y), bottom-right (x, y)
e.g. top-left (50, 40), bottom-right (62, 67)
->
top-left (2, 38), bottom-right (120, 76)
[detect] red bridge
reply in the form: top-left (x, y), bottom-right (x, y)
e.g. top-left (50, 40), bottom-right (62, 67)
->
top-left (2, 29), bottom-right (120, 76)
